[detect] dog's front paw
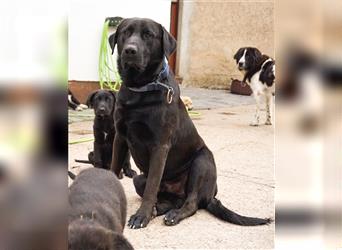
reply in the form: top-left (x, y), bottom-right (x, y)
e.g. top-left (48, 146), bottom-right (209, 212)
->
top-left (128, 210), bottom-right (152, 229)
top-left (75, 106), bottom-right (83, 111)
top-left (79, 104), bottom-right (88, 109)
top-left (164, 209), bottom-right (181, 226)
top-left (123, 168), bottom-right (137, 178)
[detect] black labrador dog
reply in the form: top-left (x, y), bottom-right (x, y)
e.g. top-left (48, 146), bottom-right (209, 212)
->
top-left (109, 18), bottom-right (271, 229)
top-left (86, 90), bottom-right (136, 177)
top-left (68, 168), bottom-right (134, 250)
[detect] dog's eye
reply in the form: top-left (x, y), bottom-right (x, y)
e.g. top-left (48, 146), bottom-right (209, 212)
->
top-left (123, 29), bottom-right (131, 37)
top-left (143, 31), bottom-right (153, 39)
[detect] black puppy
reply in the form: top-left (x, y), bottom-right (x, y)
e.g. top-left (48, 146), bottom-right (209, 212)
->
top-left (86, 89), bottom-right (136, 177)
top-left (109, 18), bottom-right (271, 229)
top-left (68, 168), bottom-right (134, 250)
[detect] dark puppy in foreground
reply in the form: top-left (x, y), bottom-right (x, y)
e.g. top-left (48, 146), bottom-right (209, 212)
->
top-left (109, 18), bottom-right (271, 229)
top-left (86, 90), bottom-right (136, 177)
top-left (68, 168), bottom-right (134, 250)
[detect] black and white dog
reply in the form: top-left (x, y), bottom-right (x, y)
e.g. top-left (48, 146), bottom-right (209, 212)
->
top-left (68, 89), bottom-right (88, 111)
top-left (234, 47), bottom-right (275, 126)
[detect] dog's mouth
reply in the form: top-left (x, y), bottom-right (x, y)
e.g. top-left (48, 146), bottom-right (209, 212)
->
top-left (95, 111), bottom-right (110, 117)
top-left (238, 65), bottom-right (246, 71)
top-left (123, 61), bottom-right (144, 71)
top-left (121, 54), bottom-right (146, 72)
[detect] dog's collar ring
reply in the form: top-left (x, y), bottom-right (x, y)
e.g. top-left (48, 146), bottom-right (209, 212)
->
top-left (166, 87), bottom-right (174, 104)
top-left (79, 211), bottom-right (96, 220)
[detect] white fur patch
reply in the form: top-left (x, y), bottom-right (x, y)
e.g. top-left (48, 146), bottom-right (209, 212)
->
top-left (238, 49), bottom-right (247, 64)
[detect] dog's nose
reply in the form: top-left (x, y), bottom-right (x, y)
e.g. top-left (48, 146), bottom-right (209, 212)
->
top-left (124, 45), bottom-right (137, 55)
top-left (99, 107), bottom-right (105, 111)
top-left (238, 62), bottom-right (244, 67)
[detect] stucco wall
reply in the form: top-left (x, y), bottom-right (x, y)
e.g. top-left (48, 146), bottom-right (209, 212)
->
top-left (176, 1), bottom-right (274, 89)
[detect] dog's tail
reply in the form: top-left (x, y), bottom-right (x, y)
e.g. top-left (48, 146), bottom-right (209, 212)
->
top-left (74, 159), bottom-right (92, 164)
top-left (206, 198), bottom-right (272, 226)
top-left (68, 171), bottom-right (76, 180)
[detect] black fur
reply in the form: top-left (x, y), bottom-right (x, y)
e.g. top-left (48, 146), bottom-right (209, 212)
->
top-left (68, 89), bottom-right (82, 110)
top-left (233, 48), bottom-right (245, 62)
top-left (68, 168), bottom-right (134, 250)
top-left (260, 60), bottom-right (275, 87)
top-left (206, 198), bottom-right (272, 225)
top-left (86, 90), bottom-right (136, 178)
top-left (110, 18), bottom-right (271, 229)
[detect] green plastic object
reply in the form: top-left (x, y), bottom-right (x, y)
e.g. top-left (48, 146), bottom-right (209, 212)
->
top-left (69, 138), bottom-right (94, 145)
top-left (98, 20), bottom-right (121, 91)
top-left (105, 17), bottom-right (123, 27)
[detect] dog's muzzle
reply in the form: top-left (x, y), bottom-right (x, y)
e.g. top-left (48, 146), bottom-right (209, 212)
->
top-left (96, 107), bottom-right (110, 117)
top-left (238, 62), bottom-right (245, 70)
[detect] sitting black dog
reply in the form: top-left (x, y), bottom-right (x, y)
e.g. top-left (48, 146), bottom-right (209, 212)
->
top-left (86, 90), bottom-right (136, 177)
top-left (68, 168), bottom-right (134, 250)
top-left (109, 18), bottom-right (271, 229)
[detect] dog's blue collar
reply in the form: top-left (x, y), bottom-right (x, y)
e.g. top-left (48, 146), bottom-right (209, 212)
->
top-left (158, 59), bottom-right (169, 80)
top-left (128, 59), bottom-right (174, 104)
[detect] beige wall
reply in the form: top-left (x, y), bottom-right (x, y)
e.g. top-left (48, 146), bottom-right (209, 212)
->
top-left (176, 1), bottom-right (274, 89)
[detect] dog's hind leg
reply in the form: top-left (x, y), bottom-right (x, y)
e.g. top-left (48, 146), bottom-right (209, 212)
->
top-left (133, 174), bottom-right (183, 216)
top-left (156, 193), bottom-right (184, 216)
top-left (156, 199), bottom-right (177, 216)
top-left (164, 147), bottom-right (217, 226)
top-left (250, 93), bottom-right (261, 126)
top-left (111, 135), bottom-right (129, 177)
top-left (265, 93), bottom-right (272, 125)
top-left (122, 151), bottom-right (137, 178)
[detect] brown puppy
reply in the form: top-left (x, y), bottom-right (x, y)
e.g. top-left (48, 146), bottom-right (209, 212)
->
top-left (68, 168), bottom-right (133, 250)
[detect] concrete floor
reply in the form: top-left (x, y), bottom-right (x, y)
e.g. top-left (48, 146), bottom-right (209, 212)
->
top-left (68, 88), bottom-right (274, 249)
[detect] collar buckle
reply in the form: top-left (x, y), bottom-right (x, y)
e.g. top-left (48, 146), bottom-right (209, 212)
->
top-left (166, 87), bottom-right (174, 104)
top-left (79, 211), bottom-right (96, 220)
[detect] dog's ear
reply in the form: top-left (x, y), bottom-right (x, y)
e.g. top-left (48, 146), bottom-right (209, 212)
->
top-left (109, 90), bottom-right (117, 101)
top-left (251, 48), bottom-right (262, 65)
top-left (110, 232), bottom-right (134, 250)
top-left (109, 91), bottom-right (117, 108)
top-left (108, 33), bottom-right (117, 55)
top-left (108, 19), bottom-right (126, 55)
top-left (86, 90), bottom-right (98, 108)
top-left (161, 25), bottom-right (177, 58)
top-left (233, 48), bottom-right (244, 61)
